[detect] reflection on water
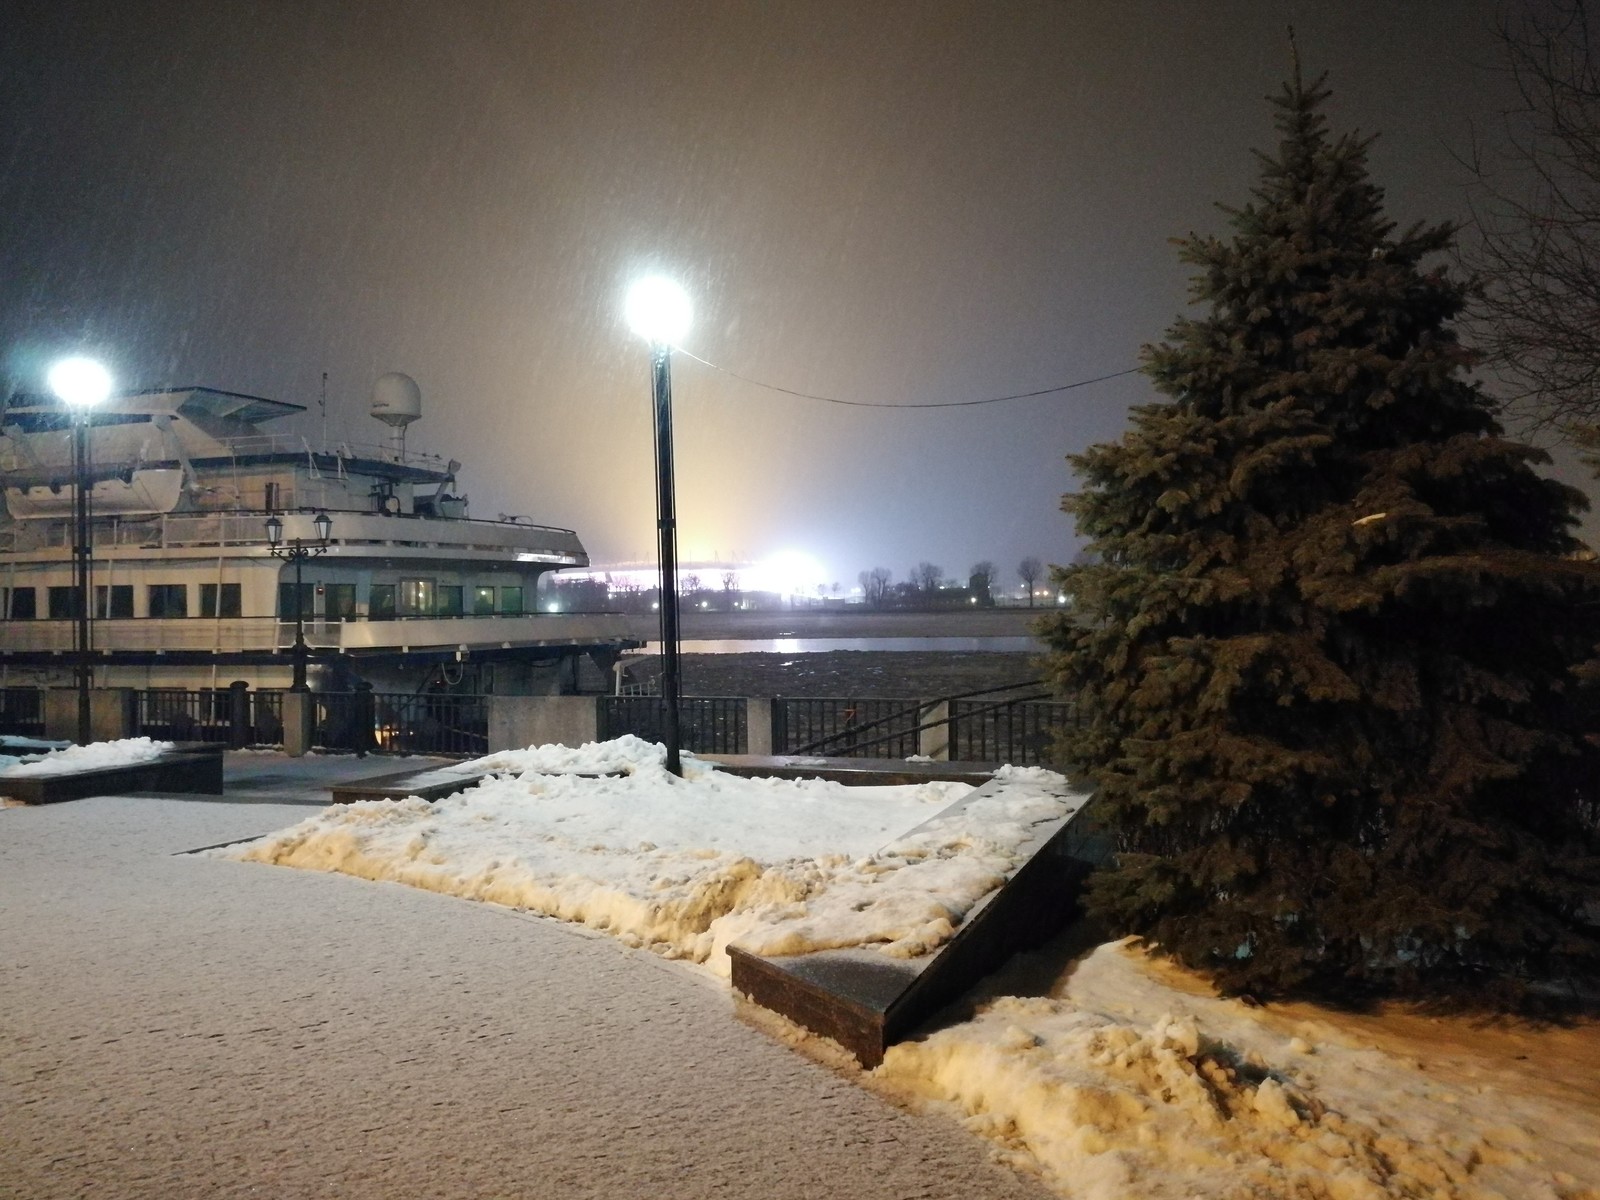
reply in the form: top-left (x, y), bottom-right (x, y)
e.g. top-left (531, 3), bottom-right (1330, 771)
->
top-left (640, 636), bottom-right (1040, 654)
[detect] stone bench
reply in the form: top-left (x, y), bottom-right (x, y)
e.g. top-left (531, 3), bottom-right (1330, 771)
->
top-left (0, 742), bottom-right (225, 806)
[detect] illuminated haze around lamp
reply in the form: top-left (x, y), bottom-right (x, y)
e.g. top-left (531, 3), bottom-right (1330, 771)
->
top-left (48, 356), bottom-right (113, 409)
top-left (624, 276), bottom-right (692, 346)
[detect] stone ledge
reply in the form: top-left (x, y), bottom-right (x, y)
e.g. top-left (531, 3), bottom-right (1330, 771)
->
top-left (730, 788), bottom-right (1107, 1068)
top-left (0, 743), bottom-right (225, 806)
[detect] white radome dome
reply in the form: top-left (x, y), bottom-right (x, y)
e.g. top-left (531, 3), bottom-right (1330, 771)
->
top-left (370, 372), bottom-right (422, 427)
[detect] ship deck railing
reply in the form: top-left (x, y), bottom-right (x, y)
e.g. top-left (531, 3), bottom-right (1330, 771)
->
top-left (0, 612), bottom-right (633, 655)
top-left (0, 508), bottom-right (582, 557)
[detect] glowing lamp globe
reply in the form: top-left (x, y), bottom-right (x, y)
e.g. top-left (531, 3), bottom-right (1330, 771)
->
top-left (48, 356), bottom-right (113, 409)
top-left (625, 276), bottom-right (692, 346)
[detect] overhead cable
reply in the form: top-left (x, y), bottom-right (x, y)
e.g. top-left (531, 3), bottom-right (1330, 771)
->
top-left (676, 348), bottom-right (1140, 409)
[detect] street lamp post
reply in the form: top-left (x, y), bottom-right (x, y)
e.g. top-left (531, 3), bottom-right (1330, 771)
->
top-left (48, 356), bottom-right (113, 745)
top-left (265, 511), bottom-right (333, 693)
top-left (625, 276), bottom-right (693, 776)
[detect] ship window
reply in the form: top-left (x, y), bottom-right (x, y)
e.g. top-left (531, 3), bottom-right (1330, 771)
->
top-left (398, 578), bottom-right (433, 617)
top-left (7, 587), bottom-right (36, 619)
top-left (48, 586), bottom-right (77, 618)
top-left (472, 585), bottom-right (495, 616)
top-left (369, 584), bottom-right (396, 619)
top-left (436, 585), bottom-right (463, 617)
top-left (200, 583), bottom-right (241, 618)
top-left (95, 585), bottom-right (134, 619)
top-left (148, 583), bottom-right (189, 618)
top-left (498, 586), bottom-right (523, 615)
top-left (325, 584), bottom-right (356, 618)
top-left (277, 582), bottom-right (314, 619)
top-left (264, 481), bottom-right (280, 512)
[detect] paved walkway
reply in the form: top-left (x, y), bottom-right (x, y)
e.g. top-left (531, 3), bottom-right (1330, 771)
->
top-left (1, 755), bottom-right (1051, 1199)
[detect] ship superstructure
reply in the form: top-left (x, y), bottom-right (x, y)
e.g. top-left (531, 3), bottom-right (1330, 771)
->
top-left (0, 374), bottom-right (634, 693)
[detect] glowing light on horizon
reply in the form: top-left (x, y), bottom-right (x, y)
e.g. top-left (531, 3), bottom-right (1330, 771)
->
top-left (747, 549), bottom-right (827, 597)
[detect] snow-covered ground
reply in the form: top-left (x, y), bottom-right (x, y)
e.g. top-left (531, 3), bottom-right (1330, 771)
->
top-left (876, 939), bottom-right (1600, 1200)
top-left (224, 735), bottom-right (1078, 975)
top-left (0, 735), bottom-right (171, 777)
top-left (224, 737), bottom-right (1600, 1200)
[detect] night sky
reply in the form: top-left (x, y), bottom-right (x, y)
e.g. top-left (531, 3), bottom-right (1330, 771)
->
top-left (4, 1), bottom-right (1591, 588)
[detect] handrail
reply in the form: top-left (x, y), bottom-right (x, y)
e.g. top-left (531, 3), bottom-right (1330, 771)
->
top-left (792, 678), bottom-right (1047, 756)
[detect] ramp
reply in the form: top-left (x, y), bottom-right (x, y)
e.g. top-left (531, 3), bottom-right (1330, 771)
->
top-left (729, 781), bottom-right (1105, 1067)
top-left (329, 763), bottom-right (491, 804)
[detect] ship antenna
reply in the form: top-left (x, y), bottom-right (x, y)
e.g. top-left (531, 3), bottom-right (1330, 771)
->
top-left (320, 371), bottom-right (328, 452)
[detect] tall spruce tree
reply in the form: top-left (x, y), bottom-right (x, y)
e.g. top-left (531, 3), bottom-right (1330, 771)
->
top-left (1041, 68), bottom-right (1600, 1001)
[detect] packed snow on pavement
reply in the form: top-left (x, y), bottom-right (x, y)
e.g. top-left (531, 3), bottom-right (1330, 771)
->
top-left (221, 736), bottom-right (1600, 1200)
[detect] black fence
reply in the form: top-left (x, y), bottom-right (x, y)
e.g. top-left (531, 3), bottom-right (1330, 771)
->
top-left (592, 695), bottom-right (1069, 765)
top-left (773, 697), bottom-right (928, 759)
top-left (34, 686), bottom-right (1068, 765)
top-left (948, 698), bottom-right (1075, 766)
top-left (313, 691), bottom-right (488, 757)
top-left (599, 696), bottom-right (747, 754)
top-left (0, 687), bottom-right (45, 737)
top-left (133, 688), bottom-right (285, 746)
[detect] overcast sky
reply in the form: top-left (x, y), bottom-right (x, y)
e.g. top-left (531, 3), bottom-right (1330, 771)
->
top-left (3, 1), bottom-right (1590, 587)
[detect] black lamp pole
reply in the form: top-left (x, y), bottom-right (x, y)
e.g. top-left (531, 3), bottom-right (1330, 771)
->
top-left (651, 342), bottom-right (682, 776)
top-left (72, 412), bottom-right (92, 744)
top-left (266, 512), bottom-right (332, 693)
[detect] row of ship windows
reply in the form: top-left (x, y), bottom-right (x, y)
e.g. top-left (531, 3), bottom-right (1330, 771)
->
top-left (1, 584), bottom-right (238, 620)
top-left (0, 582), bottom-right (526, 620)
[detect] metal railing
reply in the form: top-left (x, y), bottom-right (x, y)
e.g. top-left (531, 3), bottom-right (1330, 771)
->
top-left (949, 697), bottom-right (1075, 766)
top-left (775, 697), bottom-right (928, 759)
top-left (313, 691), bottom-right (488, 756)
top-left (132, 688), bottom-right (285, 746)
top-left (1, 506), bottom-right (585, 564)
top-left (0, 687), bottom-right (46, 737)
top-left (0, 612), bottom-right (630, 655)
top-left (134, 689), bottom-right (233, 743)
top-left (17, 685), bottom-right (1070, 765)
top-left (599, 696), bottom-right (747, 754)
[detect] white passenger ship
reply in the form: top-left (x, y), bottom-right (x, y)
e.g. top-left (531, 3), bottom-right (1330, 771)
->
top-left (0, 373), bottom-right (635, 694)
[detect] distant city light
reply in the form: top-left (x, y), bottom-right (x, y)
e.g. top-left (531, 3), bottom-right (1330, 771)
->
top-left (48, 356), bottom-right (113, 409)
top-left (748, 549), bottom-right (826, 597)
top-left (624, 276), bottom-right (692, 346)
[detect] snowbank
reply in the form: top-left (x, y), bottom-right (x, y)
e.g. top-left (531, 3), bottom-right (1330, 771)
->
top-left (0, 736), bottom-right (173, 777)
top-left (222, 739), bottom-right (1082, 976)
top-left (217, 737), bottom-right (1600, 1199)
top-left (875, 939), bottom-right (1600, 1200)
